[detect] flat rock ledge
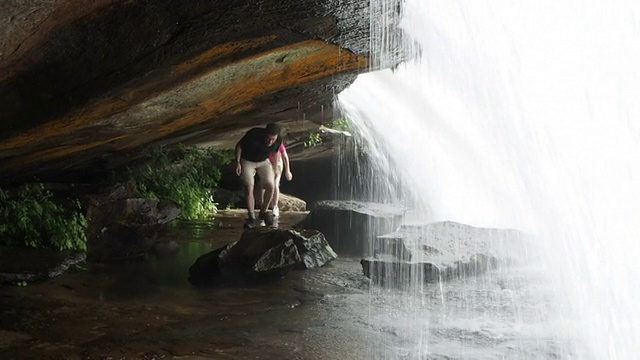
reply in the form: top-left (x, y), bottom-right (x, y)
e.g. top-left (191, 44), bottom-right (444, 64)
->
top-left (0, 247), bottom-right (86, 284)
top-left (362, 221), bottom-right (528, 286)
top-left (188, 228), bottom-right (337, 286)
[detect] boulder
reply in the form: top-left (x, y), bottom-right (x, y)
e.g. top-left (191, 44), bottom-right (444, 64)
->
top-left (361, 253), bottom-right (500, 286)
top-left (362, 221), bottom-right (527, 286)
top-left (86, 198), bottom-right (181, 262)
top-left (290, 229), bottom-right (338, 269)
top-left (295, 200), bottom-right (405, 256)
top-left (275, 193), bottom-right (307, 212)
top-left (253, 188), bottom-right (307, 212)
top-left (217, 187), bottom-right (307, 212)
top-left (188, 228), bottom-right (336, 286)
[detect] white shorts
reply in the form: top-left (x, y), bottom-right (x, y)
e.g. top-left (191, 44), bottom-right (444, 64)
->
top-left (270, 151), bottom-right (283, 176)
top-left (272, 160), bottom-right (283, 181)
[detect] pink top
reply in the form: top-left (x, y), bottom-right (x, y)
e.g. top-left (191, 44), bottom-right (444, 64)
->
top-left (269, 143), bottom-right (287, 164)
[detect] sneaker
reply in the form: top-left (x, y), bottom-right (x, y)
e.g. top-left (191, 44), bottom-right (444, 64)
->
top-left (243, 217), bottom-right (256, 229)
top-left (272, 206), bottom-right (280, 218)
top-left (258, 212), bottom-right (270, 226)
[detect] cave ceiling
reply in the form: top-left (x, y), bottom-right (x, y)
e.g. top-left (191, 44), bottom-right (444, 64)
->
top-left (0, 0), bottom-right (403, 185)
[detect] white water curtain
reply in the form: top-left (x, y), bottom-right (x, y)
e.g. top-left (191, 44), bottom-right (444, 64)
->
top-left (340, 0), bottom-right (640, 358)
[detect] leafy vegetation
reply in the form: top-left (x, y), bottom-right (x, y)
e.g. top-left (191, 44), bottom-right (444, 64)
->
top-left (0, 145), bottom-right (230, 251)
top-left (122, 145), bottom-right (232, 220)
top-left (303, 132), bottom-right (323, 148)
top-left (303, 117), bottom-right (353, 148)
top-left (0, 184), bottom-right (88, 251)
top-left (326, 117), bottom-right (351, 132)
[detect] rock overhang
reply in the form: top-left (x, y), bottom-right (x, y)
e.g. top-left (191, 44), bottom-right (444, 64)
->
top-left (0, 0), bottom-right (403, 186)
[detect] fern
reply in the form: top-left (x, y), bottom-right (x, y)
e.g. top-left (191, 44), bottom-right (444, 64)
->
top-left (122, 145), bottom-right (231, 220)
top-left (0, 185), bottom-right (88, 251)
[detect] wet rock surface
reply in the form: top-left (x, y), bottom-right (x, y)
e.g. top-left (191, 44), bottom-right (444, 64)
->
top-left (220, 187), bottom-right (308, 212)
top-left (0, 211), bottom-right (558, 359)
top-left (363, 221), bottom-right (528, 285)
top-left (272, 193), bottom-right (308, 212)
top-left (188, 228), bottom-right (337, 286)
top-left (0, 247), bottom-right (86, 284)
top-left (0, 211), bottom-right (375, 359)
top-left (296, 200), bottom-right (406, 256)
top-left (86, 197), bottom-right (181, 262)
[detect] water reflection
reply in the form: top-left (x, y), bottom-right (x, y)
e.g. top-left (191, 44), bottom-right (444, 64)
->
top-left (86, 221), bottom-right (232, 301)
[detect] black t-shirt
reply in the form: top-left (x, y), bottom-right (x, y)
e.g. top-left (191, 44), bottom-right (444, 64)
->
top-left (239, 128), bottom-right (282, 162)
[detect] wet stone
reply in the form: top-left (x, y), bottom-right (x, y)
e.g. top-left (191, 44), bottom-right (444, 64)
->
top-left (363, 221), bottom-right (527, 285)
top-left (188, 228), bottom-right (337, 286)
top-left (296, 200), bottom-right (406, 256)
top-left (0, 247), bottom-right (86, 284)
top-left (86, 198), bottom-right (181, 262)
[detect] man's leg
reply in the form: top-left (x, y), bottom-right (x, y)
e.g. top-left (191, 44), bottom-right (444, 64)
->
top-left (253, 176), bottom-right (264, 209)
top-left (245, 184), bottom-right (255, 218)
top-left (256, 160), bottom-right (275, 217)
top-left (240, 160), bottom-right (258, 220)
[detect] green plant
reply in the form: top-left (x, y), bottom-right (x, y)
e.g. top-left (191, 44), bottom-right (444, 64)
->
top-left (0, 184), bottom-right (88, 251)
top-left (326, 117), bottom-right (351, 132)
top-left (302, 117), bottom-right (354, 148)
top-left (223, 192), bottom-right (240, 210)
top-left (124, 145), bottom-right (231, 220)
top-left (303, 132), bottom-right (323, 148)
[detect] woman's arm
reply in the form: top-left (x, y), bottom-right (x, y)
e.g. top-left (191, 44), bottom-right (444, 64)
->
top-left (281, 145), bottom-right (292, 181)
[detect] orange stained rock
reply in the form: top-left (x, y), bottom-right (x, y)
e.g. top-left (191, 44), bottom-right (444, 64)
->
top-left (0, 35), bottom-right (283, 151)
top-left (1, 136), bottom-right (129, 170)
top-left (167, 39), bottom-right (367, 130)
top-left (0, 39), bottom-right (367, 172)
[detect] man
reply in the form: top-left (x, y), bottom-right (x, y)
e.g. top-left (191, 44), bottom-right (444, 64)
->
top-left (235, 123), bottom-right (281, 227)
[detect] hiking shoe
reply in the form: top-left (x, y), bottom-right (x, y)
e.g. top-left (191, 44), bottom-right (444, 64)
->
top-left (260, 211), bottom-right (274, 226)
top-left (243, 217), bottom-right (257, 229)
top-left (272, 206), bottom-right (280, 218)
top-left (257, 212), bottom-right (268, 226)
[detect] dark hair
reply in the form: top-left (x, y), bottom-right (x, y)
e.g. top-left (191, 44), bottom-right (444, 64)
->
top-left (265, 123), bottom-right (280, 136)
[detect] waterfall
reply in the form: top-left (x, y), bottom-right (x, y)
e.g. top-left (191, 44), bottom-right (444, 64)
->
top-left (338, 0), bottom-right (640, 358)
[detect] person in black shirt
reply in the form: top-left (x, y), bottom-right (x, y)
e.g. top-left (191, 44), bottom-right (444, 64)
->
top-left (235, 123), bottom-right (282, 226)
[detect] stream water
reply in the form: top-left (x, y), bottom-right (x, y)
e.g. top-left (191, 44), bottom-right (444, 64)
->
top-left (1, 214), bottom-right (571, 359)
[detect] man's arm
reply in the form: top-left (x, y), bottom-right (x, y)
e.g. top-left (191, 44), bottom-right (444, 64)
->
top-left (235, 141), bottom-right (243, 163)
top-left (234, 142), bottom-right (243, 176)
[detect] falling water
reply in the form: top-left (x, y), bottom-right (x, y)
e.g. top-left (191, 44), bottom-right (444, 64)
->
top-left (338, 0), bottom-right (640, 358)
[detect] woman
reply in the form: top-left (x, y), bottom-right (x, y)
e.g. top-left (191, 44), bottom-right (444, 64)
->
top-left (268, 141), bottom-right (293, 217)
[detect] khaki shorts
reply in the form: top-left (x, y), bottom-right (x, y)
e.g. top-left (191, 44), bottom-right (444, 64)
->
top-left (240, 159), bottom-right (275, 188)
